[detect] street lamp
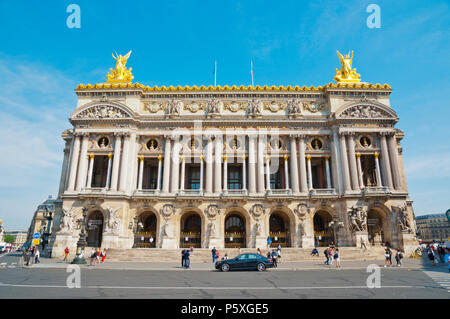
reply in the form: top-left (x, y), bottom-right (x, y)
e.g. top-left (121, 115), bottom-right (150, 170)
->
top-left (71, 207), bottom-right (88, 264)
top-left (328, 216), bottom-right (345, 247)
top-left (40, 196), bottom-right (55, 252)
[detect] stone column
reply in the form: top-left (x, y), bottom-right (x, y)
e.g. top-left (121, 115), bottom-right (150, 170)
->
top-left (347, 134), bottom-right (359, 190)
top-left (339, 133), bottom-right (352, 192)
top-left (325, 156), bottom-right (332, 189)
top-left (248, 135), bottom-right (257, 194)
top-left (306, 155), bottom-right (313, 190)
top-left (76, 133), bottom-right (89, 191)
top-left (156, 155), bottom-right (162, 191)
top-left (119, 133), bottom-right (130, 192)
top-left (387, 134), bottom-right (402, 190)
top-left (180, 156), bottom-right (186, 191)
top-left (242, 155), bottom-right (247, 190)
top-left (284, 155), bottom-right (290, 190)
top-left (379, 133), bottom-right (393, 189)
top-left (86, 154), bottom-right (94, 188)
top-left (138, 156), bottom-right (144, 190)
top-left (200, 155), bottom-right (204, 191)
top-left (331, 129), bottom-right (343, 194)
top-left (374, 152), bottom-right (382, 186)
top-left (170, 136), bottom-right (181, 194)
top-left (356, 153), bottom-right (364, 189)
top-left (265, 155), bottom-right (271, 191)
top-left (223, 155), bottom-right (228, 192)
top-left (298, 135), bottom-right (308, 193)
top-left (257, 134), bottom-right (265, 193)
top-left (58, 137), bottom-right (72, 196)
top-left (205, 136), bottom-right (213, 194)
top-left (105, 154), bottom-right (112, 189)
top-left (162, 135), bottom-right (172, 193)
top-left (214, 135), bottom-right (223, 194)
top-left (289, 136), bottom-right (300, 193)
top-left (110, 133), bottom-right (122, 191)
top-left (67, 134), bottom-right (81, 191)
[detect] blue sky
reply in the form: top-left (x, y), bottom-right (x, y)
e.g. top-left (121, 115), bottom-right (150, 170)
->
top-left (0, 0), bottom-right (449, 229)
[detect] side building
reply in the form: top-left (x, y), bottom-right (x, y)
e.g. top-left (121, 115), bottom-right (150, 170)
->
top-left (415, 214), bottom-right (450, 243)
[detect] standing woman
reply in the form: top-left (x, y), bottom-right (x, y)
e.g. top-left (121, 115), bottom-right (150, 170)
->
top-left (96, 248), bottom-right (101, 264)
top-left (101, 248), bottom-right (107, 263)
top-left (34, 248), bottom-right (40, 264)
top-left (384, 248), bottom-right (391, 267)
top-left (334, 248), bottom-right (340, 268)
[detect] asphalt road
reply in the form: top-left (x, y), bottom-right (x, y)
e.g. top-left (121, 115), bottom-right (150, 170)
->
top-left (0, 253), bottom-right (448, 299)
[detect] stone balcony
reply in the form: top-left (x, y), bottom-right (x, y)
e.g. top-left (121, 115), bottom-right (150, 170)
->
top-left (309, 188), bottom-right (337, 197)
top-left (363, 186), bottom-right (390, 196)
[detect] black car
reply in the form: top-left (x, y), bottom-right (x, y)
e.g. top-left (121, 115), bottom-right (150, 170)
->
top-left (215, 253), bottom-right (274, 272)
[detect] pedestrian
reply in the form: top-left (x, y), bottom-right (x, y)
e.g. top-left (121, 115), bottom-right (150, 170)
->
top-left (223, 253), bottom-right (228, 260)
top-left (444, 248), bottom-right (450, 273)
top-left (266, 251), bottom-right (271, 259)
top-left (184, 249), bottom-right (190, 269)
top-left (257, 248), bottom-right (262, 255)
top-left (277, 246), bottom-right (282, 264)
top-left (34, 248), bottom-right (40, 264)
top-left (96, 248), bottom-right (101, 264)
top-left (334, 248), bottom-right (340, 268)
top-left (311, 247), bottom-right (319, 257)
top-left (384, 248), bottom-right (391, 267)
top-left (324, 247), bottom-right (329, 265)
top-left (215, 250), bottom-right (219, 261)
top-left (211, 247), bottom-right (217, 263)
top-left (89, 248), bottom-right (96, 266)
top-left (328, 247), bottom-right (334, 265)
top-left (427, 248), bottom-right (435, 265)
top-left (361, 238), bottom-right (367, 251)
top-left (64, 247), bottom-right (69, 261)
top-left (271, 250), bottom-right (278, 268)
top-left (267, 236), bottom-right (272, 248)
top-left (181, 249), bottom-right (186, 268)
top-left (101, 248), bottom-right (107, 263)
top-left (395, 250), bottom-right (403, 267)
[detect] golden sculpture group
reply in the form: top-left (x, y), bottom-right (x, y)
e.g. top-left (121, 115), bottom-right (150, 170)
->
top-left (334, 50), bottom-right (361, 83)
top-left (106, 51), bottom-right (134, 84)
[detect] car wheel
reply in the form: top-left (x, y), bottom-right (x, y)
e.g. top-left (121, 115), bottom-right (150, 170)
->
top-left (257, 263), bottom-right (266, 272)
top-left (221, 263), bottom-right (230, 272)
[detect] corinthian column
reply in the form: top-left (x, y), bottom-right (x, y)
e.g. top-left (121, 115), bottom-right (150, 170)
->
top-left (106, 154), bottom-right (112, 189)
top-left (298, 135), bottom-right (308, 193)
top-left (119, 133), bottom-right (131, 192)
top-left (248, 135), bottom-right (257, 194)
top-left (347, 134), bottom-right (359, 190)
top-left (284, 155), bottom-right (290, 190)
top-left (110, 133), bottom-right (122, 191)
top-left (257, 134), bottom-right (265, 193)
top-left (86, 154), bottom-right (95, 188)
top-left (325, 156), bottom-right (332, 189)
top-left (170, 136), bottom-right (181, 194)
top-left (387, 134), bottom-right (402, 190)
top-left (356, 153), bottom-right (364, 189)
top-left (265, 155), bottom-right (271, 191)
top-left (156, 155), bottom-right (162, 191)
top-left (289, 136), bottom-right (300, 193)
top-left (306, 155), bottom-right (313, 190)
top-left (180, 156), bottom-right (186, 191)
top-left (339, 133), bottom-right (352, 192)
top-left (214, 135), bottom-right (223, 193)
top-left (67, 134), bottom-right (81, 191)
top-left (223, 155), bottom-right (228, 192)
top-left (205, 135), bottom-right (213, 194)
top-left (374, 152), bottom-right (382, 187)
top-left (76, 133), bottom-right (89, 191)
top-left (138, 156), bottom-right (144, 190)
top-left (200, 155), bottom-right (204, 191)
top-left (162, 135), bottom-right (172, 193)
top-left (379, 133), bottom-right (393, 189)
top-left (242, 155), bottom-right (247, 191)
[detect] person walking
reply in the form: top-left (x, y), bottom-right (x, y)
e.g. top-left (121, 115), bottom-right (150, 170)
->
top-left (267, 236), bottom-right (272, 248)
top-left (101, 248), bottom-right (107, 263)
top-left (181, 249), bottom-right (186, 268)
top-left (184, 249), bottom-right (190, 269)
top-left (89, 248), bottom-right (96, 266)
top-left (34, 248), bottom-right (40, 264)
top-left (276, 245), bottom-right (282, 264)
top-left (324, 247), bottom-right (330, 265)
top-left (334, 248), bottom-right (340, 268)
top-left (211, 247), bottom-right (217, 263)
top-left (271, 250), bottom-right (278, 268)
top-left (96, 248), bottom-right (101, 264)
top-left (444, 248), bottom-right (450, 273)
top-left (328, 247), bottom-right (334, 265)
top-left (64, 247), bottom-right (70, 261)
top-left (384, 248), bottom-right (392, 267)
top-left (361, 238), bottom-right (367, 251)
top-left (395, 250), bottom-right (403, 267)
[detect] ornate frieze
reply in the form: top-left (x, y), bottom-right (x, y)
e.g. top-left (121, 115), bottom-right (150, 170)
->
top-left (184, 101), bottom-right (206, 113)
top-left (74, 104), bottom-right (131, 119)
top-left (264, 101), bottom-right (286, 113)
top-left (340, 104), bottom-right (393, 119)
top-left (303, 101), bottom-right (326, 113)
top-left (144, 101), bottom-right (164, 113)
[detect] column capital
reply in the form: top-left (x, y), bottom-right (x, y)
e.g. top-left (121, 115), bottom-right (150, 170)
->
top-left (284, 155), bottom-right (289, 161)
top-left (380, 131), bottom-right (395, 137)
top-left (306, 155), bottom-right (311, 161)
top-left (374, 152), bottom-right (379, 159)
top-left (223, 155), bottom-right (227, 162)
top-left (325, 156), bottom-right (330, 161)
top-left (242, 155), bottom-right (247, 161)
top-left (158, 155), bottom-right (163, 162)
top-left (139, 156), bottom-right (144, 162)
top-left (89, 154), bottom-right (95, 160)
top-left (356, 153), bottom-right (361, 159)
top-left (108, 153), bottom-right (113, 159)
top-left (114, 132), bottom-right (124, 137)
top-left (265, 155), bottom-right (270, 162)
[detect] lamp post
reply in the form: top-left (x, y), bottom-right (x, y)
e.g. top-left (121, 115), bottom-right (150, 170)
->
top-left (72, 207), bottom-right (88, 264)
top-left (328, 215), bottom-right (345, 247)
top-left (40, 196), bottom-right (55, 253)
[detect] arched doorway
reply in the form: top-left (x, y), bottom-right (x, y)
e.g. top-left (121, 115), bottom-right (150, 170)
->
top-left (269, 212), bottom-right (291, 247)
top-left (134, 211), bottom-right (157, 248)
top-left (313, 210), bottom-right (334, 247)
top-left (180, 213), bottom-right (202, 248)
top-left (225, 213), bottom-right (246, 248)
top-left (367, 209), bottom-right (390, 246)
top-left (87, 211), bottom-right (103, 247)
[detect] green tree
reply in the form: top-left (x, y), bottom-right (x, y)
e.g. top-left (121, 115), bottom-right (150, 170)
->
top-left (4, 234), bottom-right (14, 244)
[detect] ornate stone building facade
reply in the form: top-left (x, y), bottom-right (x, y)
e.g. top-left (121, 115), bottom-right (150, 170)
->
top-left (49, 53), bottom-right (418, 257)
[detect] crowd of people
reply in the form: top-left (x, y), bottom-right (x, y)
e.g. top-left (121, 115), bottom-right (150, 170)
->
top-left (22, 246), bottom-right (40, 266)
top-left (423, 241), bottom-right (450, 271)
top-left (89, 248), bottom-right (107, 266)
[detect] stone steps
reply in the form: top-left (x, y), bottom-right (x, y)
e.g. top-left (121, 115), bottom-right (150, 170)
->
top-left (105, 247), bottom-right (387, 262)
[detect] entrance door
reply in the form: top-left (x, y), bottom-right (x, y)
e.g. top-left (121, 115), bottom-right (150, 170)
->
top-left (134, 212), bottom-right (157, 248)
top-left (87, 211), bottom-right (103, 247)
top-left (180, 213), bottom-right (202, 248)
top-left (225, 214), bottom-right (246, 248)
top-left (269, 213), bottom-right (290, 247)
top-left (313, 211), bottom-right (334, 247)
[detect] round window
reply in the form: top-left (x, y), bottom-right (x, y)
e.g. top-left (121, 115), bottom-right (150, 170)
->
top-left (270, 138), bottom-right (282, 150)
top-left (311, 139), bottom-right (322, 150)
top-left (360, 136), bottom-right (371, 147)
top-left (146, 139), bottom-right (158, 150)
top-left (98, 137), bottom-right (109, 147)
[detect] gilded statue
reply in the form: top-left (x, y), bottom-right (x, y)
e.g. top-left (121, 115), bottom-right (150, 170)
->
top-left (106, 51), bottom-right (134, 84)
top-left (334, 50), bottom-right (361, 83)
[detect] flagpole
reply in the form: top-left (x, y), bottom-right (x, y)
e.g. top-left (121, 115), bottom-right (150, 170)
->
top-left (214, 60), bottom-right (217, 87)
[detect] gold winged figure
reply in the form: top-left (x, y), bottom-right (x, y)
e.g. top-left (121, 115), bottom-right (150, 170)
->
top-left (106, 50), bottom-right (134, 83)
top-left (334, 50), bottom-right (361, 83)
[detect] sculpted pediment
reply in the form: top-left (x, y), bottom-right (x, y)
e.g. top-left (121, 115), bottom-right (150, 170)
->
top-left (71, 102), bottom-right (134, 120)
top-left (335, 102), bottom-right (397, 120)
